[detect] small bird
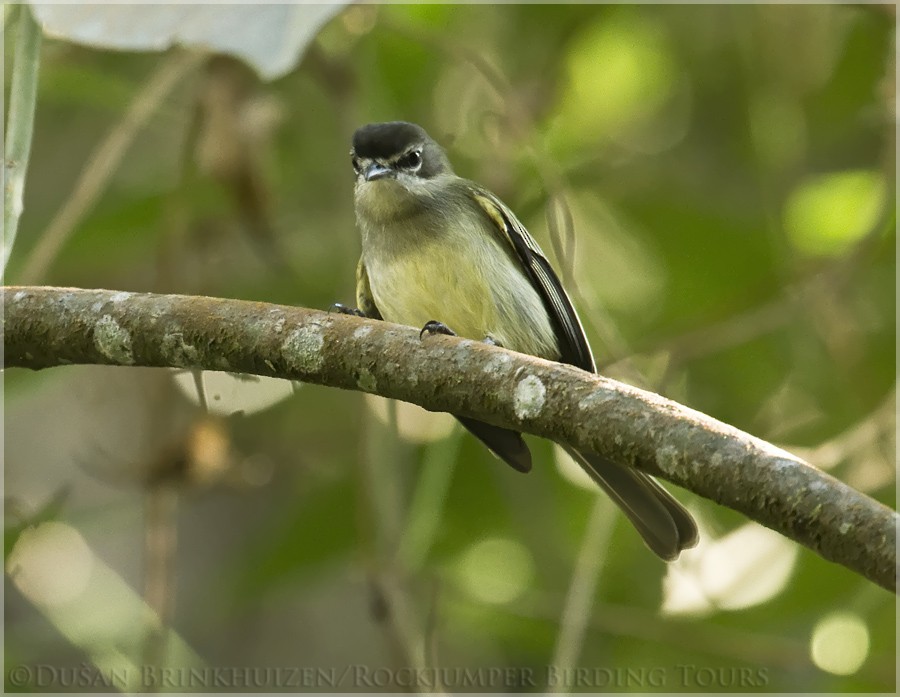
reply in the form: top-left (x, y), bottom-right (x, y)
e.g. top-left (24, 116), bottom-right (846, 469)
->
top-left (348, 121), bottom-right (698, 560)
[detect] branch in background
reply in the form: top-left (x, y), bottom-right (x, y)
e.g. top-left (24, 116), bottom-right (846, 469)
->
top-left (549, 498), bottom-right (616, 691)
top-left (3, 5), bottom-right (43, 275)
top-left (142, 484), bottom-right (179, 673)
top-left (3, 285), bottom-right (897, 593)
top-left (17, 51), bottom-right (205, 284)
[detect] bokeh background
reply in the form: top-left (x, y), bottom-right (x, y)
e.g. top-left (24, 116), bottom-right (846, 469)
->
top-left (4, 3), bottom-right (896, 693)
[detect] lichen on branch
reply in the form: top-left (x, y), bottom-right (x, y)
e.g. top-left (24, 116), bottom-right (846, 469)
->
top-left (2, 285), bottom-right (897, 593)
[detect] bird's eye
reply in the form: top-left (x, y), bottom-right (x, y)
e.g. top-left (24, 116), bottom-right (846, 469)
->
top-left (397, 149), bottom-right (422, 170)
top-left (351, 156), bottom-right (362, 174)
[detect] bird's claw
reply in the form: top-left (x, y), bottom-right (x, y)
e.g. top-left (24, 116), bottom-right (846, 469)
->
top-left (329, 303), bottom-right (365, 317)
top-left (420, 320), bottom-right (456, 339)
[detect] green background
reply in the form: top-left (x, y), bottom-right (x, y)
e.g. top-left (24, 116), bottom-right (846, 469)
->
top-left (4, 4), bottom-right (896, 693)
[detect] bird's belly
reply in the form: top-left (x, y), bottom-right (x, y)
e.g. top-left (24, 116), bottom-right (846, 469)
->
top-left (365, 243), bottom-right (559, 359)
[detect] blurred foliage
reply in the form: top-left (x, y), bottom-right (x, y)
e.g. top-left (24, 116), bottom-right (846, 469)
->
top-left (4, 4), bottom-right (896, 693)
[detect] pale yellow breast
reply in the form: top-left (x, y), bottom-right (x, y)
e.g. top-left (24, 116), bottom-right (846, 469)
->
top-left (364, 235), bottom-right (560, 360)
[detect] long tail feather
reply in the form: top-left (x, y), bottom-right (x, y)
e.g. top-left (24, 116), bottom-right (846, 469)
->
top-left (566, 447), bottom-right (698, 560)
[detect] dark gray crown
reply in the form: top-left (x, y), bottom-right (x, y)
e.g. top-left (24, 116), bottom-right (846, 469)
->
top-left (352, 121), bottom-right (430, 159)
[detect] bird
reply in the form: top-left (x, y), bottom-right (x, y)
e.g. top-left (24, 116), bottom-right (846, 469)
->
top-left (346, 121), bottom-right (698, 560)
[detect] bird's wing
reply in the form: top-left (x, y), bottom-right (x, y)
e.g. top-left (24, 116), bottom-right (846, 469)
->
top-left (470, 189), bottom-right (699, 559)
top-left (355, 257), bottom-right (383, 320)
top-left (470, 187), bottom-right (596, 373)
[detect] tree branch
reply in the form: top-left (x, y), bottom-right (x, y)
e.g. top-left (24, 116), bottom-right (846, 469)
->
top-left (3, 285), bottom-right (897, 592)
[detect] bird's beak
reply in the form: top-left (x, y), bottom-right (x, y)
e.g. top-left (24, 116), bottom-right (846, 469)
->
top-left (364, 162), bottom-right (393, 182)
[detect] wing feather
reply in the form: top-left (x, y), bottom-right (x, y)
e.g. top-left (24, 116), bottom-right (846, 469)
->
top-left (356, 258), bottom-right (383, 320)
top-left (471, 189), bottom-right (595, 372)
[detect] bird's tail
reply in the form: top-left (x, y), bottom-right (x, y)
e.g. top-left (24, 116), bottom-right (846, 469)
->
top-left (565, 447), bottom-right (698, 561)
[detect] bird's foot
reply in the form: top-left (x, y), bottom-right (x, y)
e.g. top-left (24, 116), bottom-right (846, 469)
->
top-left (420, 320), bottom-right (456, 339)
top-left (329, 303), bottom-right (365, 317)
